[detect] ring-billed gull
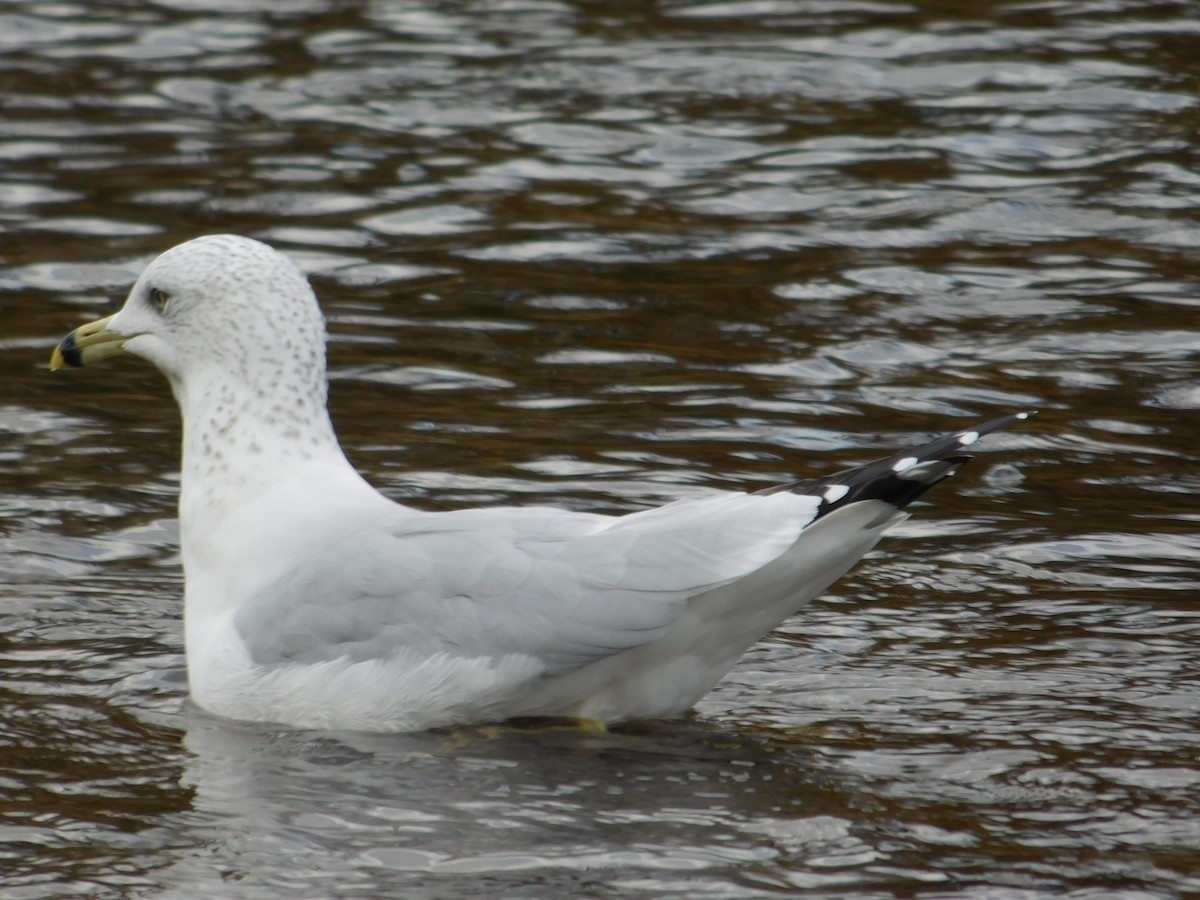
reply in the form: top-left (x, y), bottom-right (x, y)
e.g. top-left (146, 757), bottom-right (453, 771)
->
top-left (50, 235), bottom-right (1032, 733)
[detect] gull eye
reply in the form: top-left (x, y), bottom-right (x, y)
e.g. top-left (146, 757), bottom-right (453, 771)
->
top-left (149, 287), bottom-right (171, 313)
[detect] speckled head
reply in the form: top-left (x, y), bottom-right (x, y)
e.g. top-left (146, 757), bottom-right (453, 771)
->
top-left (49, 234), bottom-right (350, 509)
top-left (50, 234), bottom-right (336, 462)
top-left (108, 234), bottom-right (328, 388)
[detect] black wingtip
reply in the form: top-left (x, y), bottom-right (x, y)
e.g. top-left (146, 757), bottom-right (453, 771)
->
top-left (763, 410), bottom-right (1035, 518)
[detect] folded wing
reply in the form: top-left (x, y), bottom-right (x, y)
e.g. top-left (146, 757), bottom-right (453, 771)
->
top-left (234, 490), bottom-right (823, 675)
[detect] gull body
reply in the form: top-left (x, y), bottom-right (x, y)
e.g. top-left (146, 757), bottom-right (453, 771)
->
top-left (51, 235), bottom-right (1029, 732)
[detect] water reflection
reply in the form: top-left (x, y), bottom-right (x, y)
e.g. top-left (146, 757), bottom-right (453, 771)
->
top-left (3, 0), bottom-right (1200, 895)
top-left (170, 716), bottom-right (821, 894)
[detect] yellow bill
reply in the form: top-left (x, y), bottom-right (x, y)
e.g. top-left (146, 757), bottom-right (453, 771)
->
top-left (49, 314), bottom-right (126, 371)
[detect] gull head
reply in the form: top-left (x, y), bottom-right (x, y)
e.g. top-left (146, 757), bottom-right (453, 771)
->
top-left (50, 235), bottom-right (328, 399)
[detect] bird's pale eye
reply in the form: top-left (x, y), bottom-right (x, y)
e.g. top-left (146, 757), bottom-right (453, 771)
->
top-left (149, 287), bottom-right (171, 313)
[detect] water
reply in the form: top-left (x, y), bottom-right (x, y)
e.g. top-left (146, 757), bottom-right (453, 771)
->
top-left (3, 0), bottom-right (1199, 895)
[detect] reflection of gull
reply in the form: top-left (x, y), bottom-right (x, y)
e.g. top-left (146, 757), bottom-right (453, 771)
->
top-left (169, 711), bottom-right (846, 893)
top-left (51, 235), bottom-right (1031, 733)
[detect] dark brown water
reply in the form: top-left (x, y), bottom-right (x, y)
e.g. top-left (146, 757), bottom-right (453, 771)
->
top-left (3, 1), bottom-right (1199, 896)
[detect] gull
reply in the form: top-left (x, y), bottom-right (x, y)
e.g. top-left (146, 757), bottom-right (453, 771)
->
top-left (50, 235), bottom-right (1031, 733)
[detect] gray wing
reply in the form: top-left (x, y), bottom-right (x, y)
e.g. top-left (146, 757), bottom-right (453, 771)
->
top-left (234, 491), bottom-right (822, 676)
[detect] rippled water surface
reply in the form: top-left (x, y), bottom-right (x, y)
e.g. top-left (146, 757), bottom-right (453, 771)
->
top-left (3, 0), bottom-right (1200, 896)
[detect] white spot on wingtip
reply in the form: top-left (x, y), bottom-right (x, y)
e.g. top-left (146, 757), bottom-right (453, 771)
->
top-left (892, 456), bottom-right (918, 473)
top-left (957, 430), bottom-right (980, 446)
top-left (822, 484), bottom-right (850, 503)
top-left (1016, 411), bottom-right (1030, 419)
